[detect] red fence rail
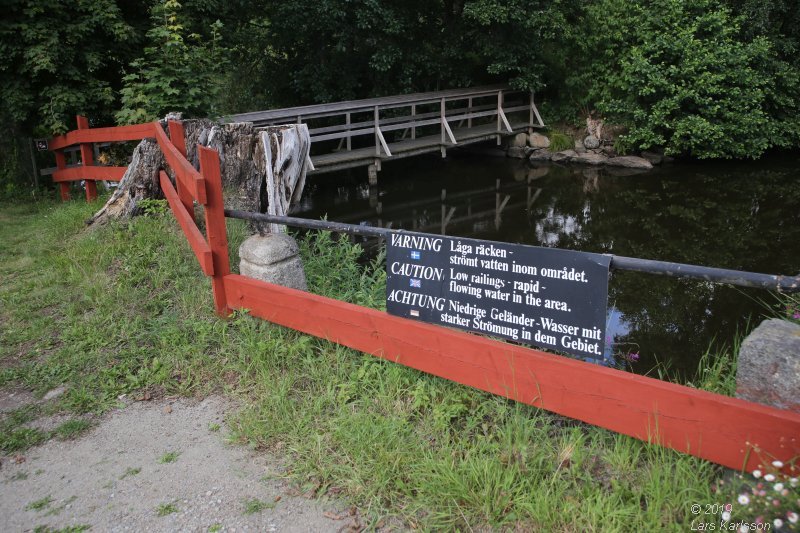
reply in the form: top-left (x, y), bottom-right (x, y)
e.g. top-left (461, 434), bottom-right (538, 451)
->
top-left (49, 118), bottom-right (800, 475)
top-left (49, 117), bottom-right (156, 201)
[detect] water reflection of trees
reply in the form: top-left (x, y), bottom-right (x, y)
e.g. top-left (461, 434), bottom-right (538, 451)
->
top-left (514, 163), bottom-right (800, 376)
top-left (298, 156), bottom-right (800, 376)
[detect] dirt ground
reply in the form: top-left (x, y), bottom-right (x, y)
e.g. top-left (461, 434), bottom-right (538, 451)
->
top-left (0, 394), bottom-right (356, 533)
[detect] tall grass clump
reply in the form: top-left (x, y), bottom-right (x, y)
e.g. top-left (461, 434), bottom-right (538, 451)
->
top-left (547, 131), bottom-right (573, 152)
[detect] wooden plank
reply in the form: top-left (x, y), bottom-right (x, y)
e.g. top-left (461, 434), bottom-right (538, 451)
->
top-left (75, 116), bottom-right (97, 201)
top-left (198, 146), bottom-right (231, 316)
top-left (152, 122), bottom-right (207, 205)
top-left (159, 171), bottom-right (214, 276)
top-left (52, 166), bottom-right (127, 183)
top-left (313, 126), bottom-right (375, 143)
top-left (531, 100), bottom-right (545, 127)
top-left (167, 121), bottom-right (195, 223)
top-left (49, 123), bottom-right (155, 150)
top-left (222, 274), bottom-right (800, 473)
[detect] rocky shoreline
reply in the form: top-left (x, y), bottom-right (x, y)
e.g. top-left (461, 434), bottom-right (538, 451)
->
top-left (505, 131), bottom-right (671, 171)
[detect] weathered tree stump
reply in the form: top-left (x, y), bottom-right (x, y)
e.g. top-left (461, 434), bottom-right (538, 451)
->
top-left (87, 117), bottom-right (311, 232)
top-left (86, 138), bottom-right (165, 225)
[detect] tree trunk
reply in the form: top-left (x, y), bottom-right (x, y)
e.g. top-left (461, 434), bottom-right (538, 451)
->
top-left (86, 118), bottom-right (311, 232)
top-left (86, 138), bottom-right (165, 225)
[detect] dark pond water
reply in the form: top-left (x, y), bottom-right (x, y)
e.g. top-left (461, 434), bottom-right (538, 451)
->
top-left (293, 147), bottom-right (800, 378)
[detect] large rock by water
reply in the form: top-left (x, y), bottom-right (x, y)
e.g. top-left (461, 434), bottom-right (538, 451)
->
top-left (551, 149), bottom-right (577, 163)
top-left (571, 152), bottom-right (608, 165)
top-left (529, 133), bottom-right (550, 149)
top-left (239, 233), bottom-right (308, 291)
top-left (510, 132), bottom-right (528, 148)
top-left (507, 146), bottom-right (527, 159)
top-left (528, 149), bottom-right (552, 162)
top-left (736, 319), bottom-right (800, 412)
top-left (606, 156), bottom-right (653, 169)
top-left (640, 151), bottom-right (663, 165)
top-left (583, 135), bottom-right (600, 149)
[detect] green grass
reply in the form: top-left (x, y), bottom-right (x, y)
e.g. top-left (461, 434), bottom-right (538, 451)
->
top-left (156, 502), bottom-right (179, 517)
top-left (33, 526), bottom-right (90, 533)
top-left (242, 497), bottom-right (275, 514)
top-left (0, 197), bottom-right (753, 530)
top-left (158, 451), bottom-right (180, 464)
top-left (25, 495), bottom-right (53, 512)
top-left (53, 419), bottom-right (92, 440)
top-left (8, 471), bottom-right (29, 481)
top-left (120, 466), bottom-right (142, 479)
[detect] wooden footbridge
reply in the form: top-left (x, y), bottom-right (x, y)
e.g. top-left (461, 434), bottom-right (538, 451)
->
top-left (226, 85), bottom-right (542, 182)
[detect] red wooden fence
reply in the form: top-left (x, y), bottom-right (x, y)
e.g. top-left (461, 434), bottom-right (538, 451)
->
top-left (49, 118), bottom-right (156, 201)
top-left (50, 117), bottom-right (800, 475)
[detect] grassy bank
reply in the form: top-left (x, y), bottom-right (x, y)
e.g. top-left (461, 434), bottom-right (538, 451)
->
top-left (1, 198), bottom-right (788, 530)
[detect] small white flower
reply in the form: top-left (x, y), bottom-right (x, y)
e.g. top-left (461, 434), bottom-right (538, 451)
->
top-left (774, 483), bottom-right (784, 491)
top-left (737, 494), bottom-right (750, 505)
top-left (752, 469), bottom-right (762, 478)
top-left (721, 511), bottom-right (731, 521)
top-left (772, 460), bottom-right (784, 468)
top-left (788, 511), bottom-right (798, 524)
top-left (764, 474), bottom-right (776, 482)
top-left (738, 525), bottom-right (749, 533)
top-left (790, 477), bottom-right (798, 487)
top-left (774, 518), bottom-right (784, 528)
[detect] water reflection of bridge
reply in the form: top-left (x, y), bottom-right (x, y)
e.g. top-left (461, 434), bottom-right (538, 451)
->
top-left (226, 85), bottom-right (542, 184)
top-left (295, 167), bottom-right (549, 236)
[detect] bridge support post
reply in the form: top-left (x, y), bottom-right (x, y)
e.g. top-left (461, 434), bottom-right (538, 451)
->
top-left (368, 162), bottom-right (378, 186)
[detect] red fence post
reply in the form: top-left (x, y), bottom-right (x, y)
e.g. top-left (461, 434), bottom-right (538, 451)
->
top-left (54, 150), bottom-right (69, 201)
top-left (198, 145), bottom-right (231, 316)
top-left (76, 116), bottom-right (97, 202)
top-left (167, 121), bottom-right (195, 223)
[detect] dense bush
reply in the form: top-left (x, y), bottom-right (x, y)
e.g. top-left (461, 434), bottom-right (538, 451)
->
top-left (570, 0), bottom-right (797, 159)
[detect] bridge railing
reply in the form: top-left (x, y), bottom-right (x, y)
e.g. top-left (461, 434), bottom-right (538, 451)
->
top-left (227, 85), bottom-right (543, 160)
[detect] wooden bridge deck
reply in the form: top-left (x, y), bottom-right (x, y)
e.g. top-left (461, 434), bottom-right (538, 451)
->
top-left (226, 85), bottom-right (542, 179)
top-left (311, 120), bottom-right (530, 174)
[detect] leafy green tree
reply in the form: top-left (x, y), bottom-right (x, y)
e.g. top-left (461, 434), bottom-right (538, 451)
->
top-left (0, 0), bottom-right (143, 134)
top-left (116, 0), bottom-right (228, 124)
top-left (571, 0), bottom-right (795, 159)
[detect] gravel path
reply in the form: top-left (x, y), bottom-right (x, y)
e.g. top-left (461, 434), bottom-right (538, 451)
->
top-left (0, 395), bottom-right (349, 532)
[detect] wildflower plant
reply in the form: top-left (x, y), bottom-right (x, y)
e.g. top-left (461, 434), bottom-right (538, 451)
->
top-left (715, 459), bottom-right (800, 531)
top-left (785, 294), bottom-right (800, 323)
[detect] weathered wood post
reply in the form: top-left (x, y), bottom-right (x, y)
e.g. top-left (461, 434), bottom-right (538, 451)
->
top-left (76, 115), bottom-right (97, 202)
top-left (198, 145), bottom-right (231, 317)
top-left (167, 120), bottom-right (194, 223)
